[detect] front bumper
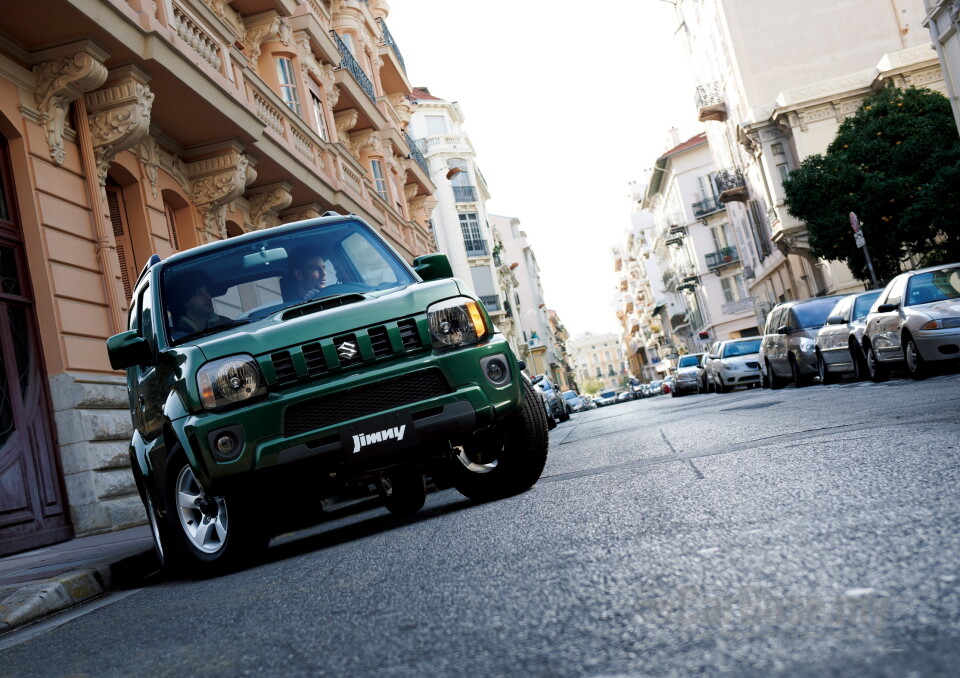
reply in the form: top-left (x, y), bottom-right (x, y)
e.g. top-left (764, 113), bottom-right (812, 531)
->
top-left (914, 327), bottom-right (960, 362)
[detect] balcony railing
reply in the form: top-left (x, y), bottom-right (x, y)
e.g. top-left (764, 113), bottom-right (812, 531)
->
top-left (452, 185), bottom-right (477, 202)
top-left (403, 131), bottom-right (428, 173)
top-left (376, 18), bottom-right (406, 73)
top-left (464, 239), bottom-right (489, 257)
top-left (705, 246), bottom-right (740, 269)
top-left (331, 31), bottom-right (376, 103)
top-left (715, 167), bottom-right (747, 203)
top-left (721, 297), bottom-right (755, 316)
top-left (695, 82), bottom-right (727, 122)
top-left (692, 197), bottom-right (724, 219)
top-left (479, 295), bottom-right (501, 311)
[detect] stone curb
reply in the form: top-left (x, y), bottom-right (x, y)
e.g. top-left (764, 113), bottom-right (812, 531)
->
top-left (0, 568), bottom-right (106, 632)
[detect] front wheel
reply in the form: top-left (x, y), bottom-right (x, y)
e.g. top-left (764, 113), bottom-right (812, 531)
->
top-left (865, 342), bottom-right (889, 383)
top-left (903, 335), bottom-right (927, 380)
top-left (766, 361), bottom-right (786, 390)
top-left (850, 343), bottom-right (869, 382)
top-left (816, 351), bottom-right (837, 385)
top-left (791, 355), bottom-right (811, 388)
top-left (449, 379), bottom-right (549, 502)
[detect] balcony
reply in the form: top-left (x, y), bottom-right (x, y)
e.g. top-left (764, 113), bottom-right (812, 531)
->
top-left (665, 225), bottom-right (685, 247)
top-left (479, 294), bottom-right (501, 312)
top-left (376, 18), bottom-right (406, 73)
top-left (705, 246), bottom-right (740, 270)
top-left (331, 31), bottom-right (376, 103)
top-left (463, 239), bottom-right (490, 257)
top-left (692, 197), bottom-right (725, 219)
top-left (695, 82), bottom-right (727, 122)
top-left (452, 185), bottom-right (478, 202)
top-left (715, 167), bottom-right (748, 203)
top-left (721, 297), bottom-right (755, 316)
top-left (404, 131), bottom-right (428, 173)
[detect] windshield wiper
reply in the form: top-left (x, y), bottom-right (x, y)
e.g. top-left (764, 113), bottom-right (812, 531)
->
top-left (174, 319), bottom-right (251, 343)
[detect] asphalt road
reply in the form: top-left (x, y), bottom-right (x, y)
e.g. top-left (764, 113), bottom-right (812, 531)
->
top-left (3, 372), bottom-right (960, 677)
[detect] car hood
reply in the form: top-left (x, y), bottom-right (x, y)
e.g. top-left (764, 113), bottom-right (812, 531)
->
top-left (909, 299), bottom-right (960, 320)
top-left (185, 279), bottom-right (466, 361)
top-left (720, 353), bottom-right (759, 364)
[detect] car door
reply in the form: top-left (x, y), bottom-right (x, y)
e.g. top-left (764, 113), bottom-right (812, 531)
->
top-left (870, 275), bottom-right (908, 360)
top-left (133, 282), bottom-right (164, 442)
top-left (819, 296), bottom-right (852, 361)
top-left (768, 306), bottom-right (792, 376)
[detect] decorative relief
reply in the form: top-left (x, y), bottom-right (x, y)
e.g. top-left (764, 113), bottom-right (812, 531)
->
top-left (172, 4), bottom-right (222, 71)
top-left (335, 108), bottom-right (359, 149)
top-left (283, 203), bottom-right (325, 222)
top-left (185, 148), bottom-right (256, 239)
top-left (348, 129), bottom-right (379, 158)
top-left (85, 69), bottom-right (155, 185)
top-left (403, 183), bottom-right (418, 201)
top-left (138, 134), bottom-right (161, 198)
top-left (799, 104), bottom-right (835, 125)
top-left (905, 67), bottom-right (943, 88)
top-left (242, 12), bottom-right (291, 71)
top-left (247, 181), bottom-right (293, 230)
top-left (388, 93), bottom-right (412, 127)
top-left (33, 51), bottom-right (108, 165)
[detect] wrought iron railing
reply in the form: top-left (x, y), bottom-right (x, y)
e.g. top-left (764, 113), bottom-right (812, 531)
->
top-left (695, 82), bottom-right (724, 110)
top-left (715, 167), bottom-right (745, 194)
top-left (692, 197), bottom-right (724, 218)
top-left (464, 239), bottom-right (489, 257)
top-left (403, 131), bottom-right (428, 173)
top-left (705, 246), bottom-right (739, 269)
top-left (453, 185), bottom-right (477, 202)
top-left (479, 295), bottom-right (501, 311)
top-left (376, 18), bottom-right (406, 73)
top-left (331, 31), bottom-right (376, 103)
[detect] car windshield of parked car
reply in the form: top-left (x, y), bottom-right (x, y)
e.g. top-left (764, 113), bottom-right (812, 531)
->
top-left (562, 391), bottom-right (579, 401)
top-left (161, 220), bottom-right (416, 344)
top-left (852, 290), bottom-right (883, 320)
top-left (677, 355), bottom-right (700, 367)
top-left (793, 298), bottom-right (843, 329)
top-left (722, 338), bottom-right (762, 357)
top-left (905, 267), bottom-right (960, 306)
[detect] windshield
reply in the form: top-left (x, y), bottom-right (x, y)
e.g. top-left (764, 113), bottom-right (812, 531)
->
top-left (722, 338), bottom-right (762, 357)
top-left (905, 266), bottom-right (960, 306)
top-left (852, 290), bottom-right (883, 320)
top-left (678, 355), bottom-right (701, 367)
top-left (161, 220), bottom-right (416, 344)
top-left (793, 298), bottom-right (844, 329)
top-left (600, 390), bottom-right (616, 398)
top-left (562, 391), bottom-right (579, 400)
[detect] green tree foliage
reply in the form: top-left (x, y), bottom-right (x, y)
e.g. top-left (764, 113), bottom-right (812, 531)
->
top-left (580, 377), bottom-right (603, 395)
top-left (783, 86), bottom-right (960, 284)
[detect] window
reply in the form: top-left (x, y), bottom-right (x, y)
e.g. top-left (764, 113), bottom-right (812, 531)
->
top-left (310, 92), bottom-right (329, 141)
top-left (459, 213), bottom-right (485, 255)
top-left (721, 277), bottom-right (736, 304)
top-left (275, 57), bottom-right (302, 116)
top-left (389, 170), bottom-right (404, 216)
top-left (370, 159), bottom-right (387, 200)
top-left (771, 142), bottom-right (785, 156)
top-left (777, 163), bottom-right (789, 182)
top-left (340, 32), bottom-right (356, 55)
top-left (425, 115), bottom-right (447, 135)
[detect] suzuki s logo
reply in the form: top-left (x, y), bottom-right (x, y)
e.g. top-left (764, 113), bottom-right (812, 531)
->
top-left (337, 341), bottom-right (358, 361)
top-left (352, 425), bottom-right (406, 453)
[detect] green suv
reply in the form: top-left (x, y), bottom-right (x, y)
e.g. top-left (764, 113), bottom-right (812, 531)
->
top-left (107, 214), bottom-right (549, 574)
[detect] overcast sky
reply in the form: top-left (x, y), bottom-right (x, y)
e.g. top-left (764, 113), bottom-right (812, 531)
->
top-left (389, 1), bottom-right (702, 337)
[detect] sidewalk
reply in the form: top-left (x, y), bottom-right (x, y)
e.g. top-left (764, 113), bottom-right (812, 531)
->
top-left (0, 525), bottom-right (157, 634)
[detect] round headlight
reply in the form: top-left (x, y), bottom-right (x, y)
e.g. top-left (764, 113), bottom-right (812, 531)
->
top-left (197, 355), bottom-right (266, 410)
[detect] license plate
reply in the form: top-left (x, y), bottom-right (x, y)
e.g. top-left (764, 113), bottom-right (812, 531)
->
top-left (340, 411), bottom-right (418, 459)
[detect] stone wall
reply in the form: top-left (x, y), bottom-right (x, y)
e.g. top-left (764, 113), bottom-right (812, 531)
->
top-left (49, 372), bottom-right (146, 536)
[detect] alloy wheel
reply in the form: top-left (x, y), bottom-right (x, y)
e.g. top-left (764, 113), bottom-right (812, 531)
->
top-left (175, 464), bottom-right (228, 554)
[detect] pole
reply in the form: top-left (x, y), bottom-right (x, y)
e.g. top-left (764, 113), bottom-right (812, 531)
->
top-left (849, 212), bottom-right (880, 289)
top-left (862, 241), bottom-right (880, 289)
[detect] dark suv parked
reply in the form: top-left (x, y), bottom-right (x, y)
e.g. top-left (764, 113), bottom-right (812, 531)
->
top-left (107, 214), bottom-right (548, 574)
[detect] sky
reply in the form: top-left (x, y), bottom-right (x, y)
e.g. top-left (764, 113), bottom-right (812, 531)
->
top-left (389, 1), bottom-right (702, 337)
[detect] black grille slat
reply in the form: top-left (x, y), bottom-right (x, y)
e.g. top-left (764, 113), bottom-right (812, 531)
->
top-left (284, 369), bottom-right (451, 437)
top-left (271, 351), bottom-right (297, 385)
top-left (397, 318), bottom-right (421, 350)
top-left (303, 342), bottom-right (327, 375)
top-left (368, 326), bottom-right (391, 358)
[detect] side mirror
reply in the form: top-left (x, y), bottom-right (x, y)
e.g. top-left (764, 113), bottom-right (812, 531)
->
top-left (413, 253), bottom-right (453, 281)
top-left (825, 315), bottom-right (844, 325)
top-left (106, 330), bottom-right (152, 370)
top-left (709, 354), bottom-right (719, 360)
top-left (877, 303), bottom-right (899, 313)
top-left (776, 325), bottom-right (793, 335)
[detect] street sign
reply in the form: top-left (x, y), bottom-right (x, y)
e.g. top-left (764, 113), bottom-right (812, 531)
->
top-left (849, 212), bottom-right (861, 233)
top-left (854, 231), bottom-right (866, 248)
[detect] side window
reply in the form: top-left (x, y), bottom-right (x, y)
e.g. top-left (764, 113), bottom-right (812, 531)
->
top-left (885, 276), bottom-right (907, 306)
top-left (834, 297), bottom-right (852, 322)
top-left (128, 296), bottom-right (139, 332)
top-left (138, 284), bottom-right (155, 352)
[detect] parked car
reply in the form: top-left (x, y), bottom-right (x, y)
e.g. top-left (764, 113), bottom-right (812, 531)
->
top-left (533, 375), bottom-right (570, 422)
top-left (759, 294), bottom-right (847, 388)
top-left (661, 376), bottom-right (675, 395)
top-left (561, 389), bottom-right (584, 413)
top-left (105, 213), bottom-right (548, 574)
top-left (813, 289), bottom-right (883, 384)
top-left (671, 352), bottom-right (705, 396)
top-left (580, 395), bottom-right (597, 410)
top-left (862, 263), bottom-right (960, 380)
top-left (647, 380), bottom-right (663, 395)
top-left (536, 387), bottom-right (558, 430)
top-left (616, 391), bottom-right (633, 403)
top-left (705, 337), bottom-right (762, 392)
top-left (595, 389), bottom-right (619, 406)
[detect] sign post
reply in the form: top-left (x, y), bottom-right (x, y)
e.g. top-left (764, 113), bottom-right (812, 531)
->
top-left (849, 212), bottom-right (880, 289)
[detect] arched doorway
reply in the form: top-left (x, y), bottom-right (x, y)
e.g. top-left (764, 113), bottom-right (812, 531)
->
top-left (0, 135), bottom-right (71, 555)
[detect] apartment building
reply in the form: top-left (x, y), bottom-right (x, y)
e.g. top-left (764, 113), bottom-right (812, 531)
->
top-left (567, 333), bottom-right (626, 393)
top-left (923, 0), bottom-right (960, 135)
top-left (674, 0), bottom-right (939, 324)
top-left (0, 0), bottom-right (435, 554)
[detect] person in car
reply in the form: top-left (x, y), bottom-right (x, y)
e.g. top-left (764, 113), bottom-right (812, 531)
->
top-left (169, 270), bottom-right (232, 339)
top-left (289, 246), bottom-right (328, 301)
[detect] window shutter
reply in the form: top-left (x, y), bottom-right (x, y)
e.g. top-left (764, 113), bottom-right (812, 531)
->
top-left (164, 202), bottom-right (180, 250)
top-left (106, 185), bottom-right (135, 302)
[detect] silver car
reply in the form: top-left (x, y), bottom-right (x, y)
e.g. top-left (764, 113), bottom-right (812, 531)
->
top-left (759, 294), bottom-right (847, 388)
top-left (863, 263), bottom-right (960, 380)
top-left (671, 353), bottom-right (705, 397)
top-left (705, 337), bottom-right (762, 392)
top-left (814, 289), bottom-right (882, 384)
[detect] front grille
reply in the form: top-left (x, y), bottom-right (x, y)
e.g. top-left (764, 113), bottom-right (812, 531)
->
top-left (303, 342), bottom-right (327, 375)
top-left (272, 351), bottom-right (297, 384)
top-left (398, 318), bottom-right (421, 349)
top-left (334, 334), bottom-right (363, 367)
top-left (368, 326), bottom-right (391, 358)
top-left (284, 369), bottom-right (451, 437)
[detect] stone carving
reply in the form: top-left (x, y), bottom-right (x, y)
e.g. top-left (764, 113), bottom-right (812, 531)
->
top-left (138, 134), bottom-right (161, 199)
top-left (33, 50), bottom-right (108, 165)
top-left (283, 203), bottom-right (325, 222)
top-left (388, 93), bottom-right (412, 127)
top-left (85, 68), bottom-right (155, 185)
top-left (335, 108), bottom-right (359, 148)
top-left (247, 181), bottom-right (293, 230)
top-left (404, 183), bottom-right (418, 201)
top-left (185, 148), bottom-right (256, 239)
top-left (348, 129), bottom-right (379, 159)
top-left (242, 12), bottom-right (292, 71)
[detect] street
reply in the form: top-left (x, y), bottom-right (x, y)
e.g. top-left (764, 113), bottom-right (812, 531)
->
top-left (3, 372), bottom-right (960, 677)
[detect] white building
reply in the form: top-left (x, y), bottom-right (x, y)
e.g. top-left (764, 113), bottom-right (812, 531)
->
top-left (924, 0), bottom-right (960, 135)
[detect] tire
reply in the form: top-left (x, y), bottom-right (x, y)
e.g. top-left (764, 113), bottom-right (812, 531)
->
top-left (718, 380), bottom-right (730, 394)
top-left (865, 341), bottom-right (889, 382)
top-left (850, 343), bottom-right (868, 382)
top-left (133, 464), bottom-right (174, 571)
top-left (790, 355), bottom-right (811, 388)
top-left (379, 466), bottom-right (426, 515)
top-left (903, 334), bottom-right (927, 380)
top-left (559, 407), bottom-right (570, 423)
top-left (162, 447), bottom-right (267, 576)
top-left (816, 351), bottom-right (837, 385)
top-left (449, 379), bottom-right (549, 502)
top-left (546, 410), bottom-right (557, 430)
top-left (766, 360), bottom-right (786, 390)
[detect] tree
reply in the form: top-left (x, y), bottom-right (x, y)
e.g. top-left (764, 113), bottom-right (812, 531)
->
top-left (580, 377), bottom-right (603, 396)
top-left (783, 86), bottom-right (960, 284)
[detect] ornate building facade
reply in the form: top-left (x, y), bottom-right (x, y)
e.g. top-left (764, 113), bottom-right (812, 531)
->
top-left (0, 0), bottom-right (436, 554)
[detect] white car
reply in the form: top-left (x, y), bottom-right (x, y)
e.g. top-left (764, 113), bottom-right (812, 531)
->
top-left (705, 337), bottom-right (762, 392)
top-left (814, 289), bottom-right (882, 384)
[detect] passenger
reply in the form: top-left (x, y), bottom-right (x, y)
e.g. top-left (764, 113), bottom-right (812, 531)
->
top-left (169, 270), bottom-right (232, 339)
top-left (288, 246), bottom-right (328, 301)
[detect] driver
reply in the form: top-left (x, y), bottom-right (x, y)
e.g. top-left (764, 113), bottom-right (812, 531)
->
top-left (169, 270), bottom-right (232, 340)
top-left (289, 246), bottom-right (328, 301)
